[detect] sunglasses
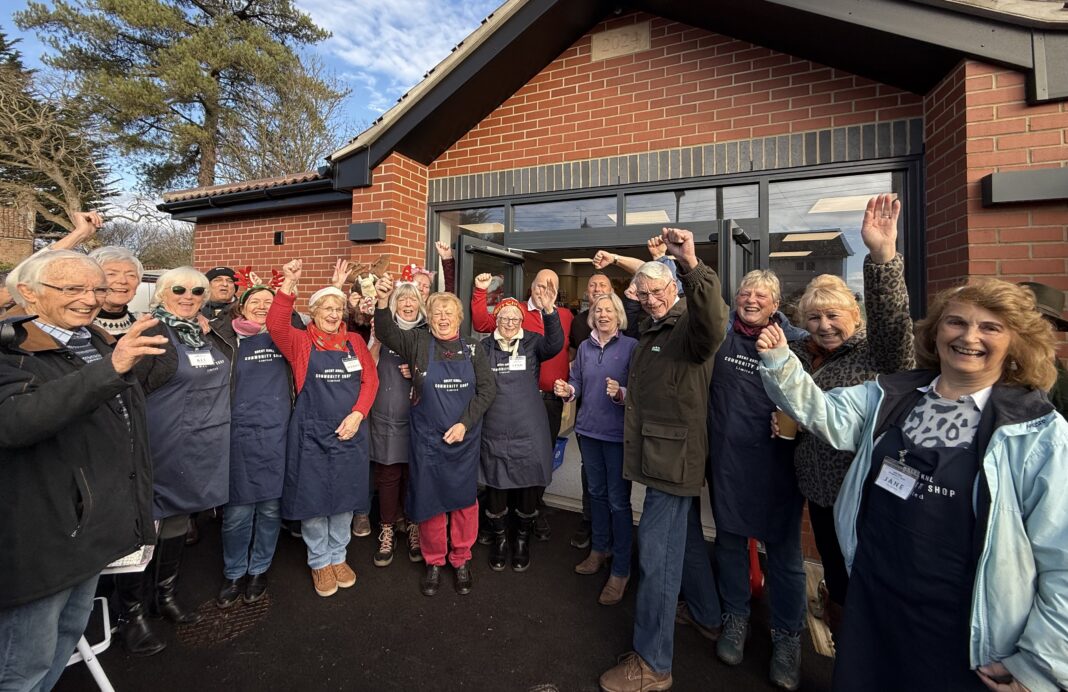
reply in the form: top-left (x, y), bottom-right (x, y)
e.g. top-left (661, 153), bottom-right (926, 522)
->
top-left (171, 286), bottom-right (206, 296)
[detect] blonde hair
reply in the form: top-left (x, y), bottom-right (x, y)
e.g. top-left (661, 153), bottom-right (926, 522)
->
top-left (914, 280), bottom-right (1056, 391)
top-left (426, 292), bottom-right (464, 322)
top-left (389, 282), bottom-right (426, 320)
top-left (737, 269), bottom-right (782, 304)
top-left (797, 274), bottom-right (863, 331)
top-left (587, 293), bottom-right (628, 331)
top-left (152, 267), bottom-right (209, 308)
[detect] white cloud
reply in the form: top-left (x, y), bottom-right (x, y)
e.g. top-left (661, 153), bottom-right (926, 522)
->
top-left (296, 0), bottom-right (501, 114)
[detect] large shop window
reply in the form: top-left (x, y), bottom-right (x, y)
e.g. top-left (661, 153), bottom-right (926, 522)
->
top-left (768, 172), bottom-right (902, 318)
top-left (625, 185), bottom-right (758, 225)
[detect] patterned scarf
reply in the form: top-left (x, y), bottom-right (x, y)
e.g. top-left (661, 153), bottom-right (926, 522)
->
top-left (308, 321), bottom-right (349, 351)
top-left (152, 306), bottom-right (205, 348)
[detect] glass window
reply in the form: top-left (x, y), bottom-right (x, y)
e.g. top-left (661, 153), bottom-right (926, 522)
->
top-left (514, 197), bottom-right (616, 231)
top-left (438, 206), bottom-right (505, 244)
top-left (721, 184), bottom-right (759, 219)
top-left (768, 173), bottom-right (899, 319)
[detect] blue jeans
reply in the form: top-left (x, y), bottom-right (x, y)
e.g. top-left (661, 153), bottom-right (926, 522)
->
top-left (578, 437), bottom-right (632, 577)
top-left (300, 512), bottom-right (352, 569)
top-left (0, 574), bottom-right (99, 692)
top-left (221, 500), bottom-right (282, 579)
top-left (633, 489), bottom-right (721, 674)
top-left (715, 508), bottom-right (807, 632)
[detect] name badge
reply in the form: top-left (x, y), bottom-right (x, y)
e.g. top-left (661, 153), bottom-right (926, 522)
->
top-left (187, 351), bottom-right (214, 367)
top-left (342, 356), bottom-right (362, 373)
top-left (875, 455), bottom-right (920, 500)
top-left (508, 355), bottom-right (527, 371)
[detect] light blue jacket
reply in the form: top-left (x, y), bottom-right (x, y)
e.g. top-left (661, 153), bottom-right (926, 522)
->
top-left (758, 346), bottom-right (1068, 692)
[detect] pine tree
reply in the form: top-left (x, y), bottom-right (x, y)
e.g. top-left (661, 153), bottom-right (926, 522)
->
top-left (17, 0), bottom-right (338, 192)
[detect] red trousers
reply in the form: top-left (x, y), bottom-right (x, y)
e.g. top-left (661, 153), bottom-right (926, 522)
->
top-left (418, 502), bottom-right (478, 568)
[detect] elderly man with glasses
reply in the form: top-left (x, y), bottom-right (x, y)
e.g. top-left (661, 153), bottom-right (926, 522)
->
top-left (0, 250), bottom-right (163, 690)
top-left (599, 228), bottom-right (729, 692)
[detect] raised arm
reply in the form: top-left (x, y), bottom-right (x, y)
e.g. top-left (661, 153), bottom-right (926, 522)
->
top-left (860, 194), bottom-right (915, 374)
top-left (470, 276), bottom-right (496, 334)
top-left (372, 272), bottom-right (421, 364)
top-left (436, 241), bottom-right (456, 293)
top-left (660, 227), bottom-right (728, 363)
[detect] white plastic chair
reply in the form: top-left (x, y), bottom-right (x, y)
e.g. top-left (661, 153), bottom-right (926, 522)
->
top-left (65, 596), bottom-right (115, 692)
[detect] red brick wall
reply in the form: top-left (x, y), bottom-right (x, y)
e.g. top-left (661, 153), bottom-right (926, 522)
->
top-left (351, 152), bottom-right (429, 278)
top-left (430, 12), bottom-right (922, 177)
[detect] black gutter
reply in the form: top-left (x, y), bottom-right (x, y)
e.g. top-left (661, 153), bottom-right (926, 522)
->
top-left (158, 176), bottom-right (351, 221)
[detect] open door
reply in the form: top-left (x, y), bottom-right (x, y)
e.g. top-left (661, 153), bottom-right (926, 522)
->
top-left (713, 217), bottom-right (762, 304)
top-left (455, 235), bottom-right (525, 337)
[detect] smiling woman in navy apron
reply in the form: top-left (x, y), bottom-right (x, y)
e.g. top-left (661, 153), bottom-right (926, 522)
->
top-left (476, 292), bottom-right (562, 574)
top-left (267, 260), bottom-right (378, 599)
top-left (367, 278), bottom-right (426, 568)
top-left (210, 279), bottom-right (293, 609)
top-left (374, 281), bottom-right (496, 597)
top-left (133, 267), bottom-right (233, 630)
top-left (756, 281), bottom-right (1068, 692)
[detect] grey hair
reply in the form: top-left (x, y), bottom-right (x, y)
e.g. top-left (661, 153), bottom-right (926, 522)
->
top-left (587, 292), bottom-right (628, 331)
top-left (88, 246), bottom-right (144, 281)
top-left (7, 250), bottom-right (103, 307)
top-left (634, 261), bottom-right (673, 284)
top-left (152, 266), bottom-right (209, 308)
top-left (737, 269), bottom-right (782, 304)
top-left (389, 282), bottom-right (426, 320)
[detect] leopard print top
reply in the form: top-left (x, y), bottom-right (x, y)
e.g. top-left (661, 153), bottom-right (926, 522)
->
top-left (789, 254), bottom-right (916, 507)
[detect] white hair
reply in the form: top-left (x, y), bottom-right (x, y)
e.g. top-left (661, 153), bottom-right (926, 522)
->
top-left (634, 261), bottom-right (673, 284)
top-left (152, 266), bottom-right (209, 308)
top-left (7, 250), bottom-right (103, 307)
top-left (587, 292), bottom-right (628, 331)
top-left (88, 246), bottom-right (144, 281)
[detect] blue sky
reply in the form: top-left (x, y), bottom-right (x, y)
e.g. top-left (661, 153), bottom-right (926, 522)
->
top-left (3, 0), bottom-right (501, 184)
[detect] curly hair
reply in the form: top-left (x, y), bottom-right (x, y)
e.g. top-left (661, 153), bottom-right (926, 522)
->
top-left (737, 269), bottom-right (782, 304)
top-left (914, 280), bottom-right (1056, 391)
top-left (796, 274), bottom-right (863, 331)
top-left (425, 292), bottom-right (464, 323)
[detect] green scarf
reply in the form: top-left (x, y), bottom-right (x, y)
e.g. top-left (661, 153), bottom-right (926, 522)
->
top-left (152, 306), bottom-right (205, 349)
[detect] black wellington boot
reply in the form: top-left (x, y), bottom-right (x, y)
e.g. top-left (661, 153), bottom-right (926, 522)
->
top-left (512, 514), bottom-right (533, 572)
top-left (115, 573), bottom-right (166, 657)
top-left (488, 514), bottom-right (508, 572)
top-left (153, 536), bottom-right (203, 625)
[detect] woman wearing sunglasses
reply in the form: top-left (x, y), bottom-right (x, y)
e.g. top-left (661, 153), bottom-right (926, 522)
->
top-left (132, 267), bottom-right (235, 628)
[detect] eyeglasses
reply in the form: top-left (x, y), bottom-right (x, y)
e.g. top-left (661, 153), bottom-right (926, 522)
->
top-left (498, 316), bottom-right (522, 324)
top-left (40, 282), bottom-right (109, 299)
top-left (317, 307), bottom-right (345, 315)
top-left (635, 285), bottom-right (670, 301)
top-left (171, 286), bottom-right (206, 296)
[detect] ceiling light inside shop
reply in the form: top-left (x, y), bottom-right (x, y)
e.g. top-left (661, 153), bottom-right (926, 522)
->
top-left (769, 251), bottom-right (813, 258)
top-left (563, 258), bottom-right (594, 263)
top-left (458, 222), bottom-right (505, 234)
top-left (809, 195), bottom-right (896, 213)
top-left (607, 210), bottom-right (672, 224)
top-left (782, 231), bottom-right (843, 243)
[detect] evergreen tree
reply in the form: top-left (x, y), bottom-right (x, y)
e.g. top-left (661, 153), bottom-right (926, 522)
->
top-left (17, 0), bottom-right (336, 191)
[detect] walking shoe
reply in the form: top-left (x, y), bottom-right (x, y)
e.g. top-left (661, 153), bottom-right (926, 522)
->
top-left (216, 577), bottom-right (245, 609)
top-left (598, 575), bottom-right (629, 606)
top-left (477, 528), bottom-right (493, 546)
top-left (407, 523), bottom-right (423, 562)
top-left (598, 652), bottom-right (672, 692)
top-left (575, 550), bottom-right (610, 575)
top-left (333, 562), bottom-right (357, 588)
top-left (716, 613), bottom-right (749, 665)
top-left (311, 566), bottom-right (337, 597)
top-left (421, 564), bottom-right (442, 596)
top-left (454, 561), bottom-right (473, 595)
top-left (769, 629), bottom-right (802, 691)
top-left (244, 573), bottom-right (268, 603)
top-left (570, 519), bottom-right (592, 549)
top-left (675, 601), bottom-right (721, 641)
top-left (374, 524), bottom-right (395, 567)
top-left (351, 513), bottom-right (372, 537)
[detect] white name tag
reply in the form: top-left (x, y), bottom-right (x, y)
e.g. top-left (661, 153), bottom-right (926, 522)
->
top-left (508, 355), bottom-right (527, 371)
top-left (342, 356), bottom-right (362, 373)
top-left (875, 456), bottom-right (920, 500)
top-left (187, 351), bottom-right (214, 367)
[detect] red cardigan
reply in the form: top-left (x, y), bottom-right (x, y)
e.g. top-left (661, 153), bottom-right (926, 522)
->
top-left (267, 291), bottom-right (378, 416)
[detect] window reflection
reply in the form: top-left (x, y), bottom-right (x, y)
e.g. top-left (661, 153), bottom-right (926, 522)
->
top-left (438, 207), bottom-right (505, 244)
top-left (514, 197), bottom-right (616, 231)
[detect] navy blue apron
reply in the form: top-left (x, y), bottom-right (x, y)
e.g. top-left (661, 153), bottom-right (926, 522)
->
top-left (479, 336), bottom-right (551, 489)
top-left (369, 345), bottom-right (411, 465)
top-left (229, 331), bottom-right (290, 505)
top-left (146, 327), bottom-right (231, 519)
top-left (832, 425), bottom-right (983, 692)
top-left (282, 344), bottom-right (370, 521)
top-left (707, 330), bottom-right (803, 542)
top-left (406, 339), bottom-right (481, 523)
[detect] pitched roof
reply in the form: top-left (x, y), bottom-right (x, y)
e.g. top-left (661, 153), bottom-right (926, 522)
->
top-left (162, 169), bottom-right (327, 203)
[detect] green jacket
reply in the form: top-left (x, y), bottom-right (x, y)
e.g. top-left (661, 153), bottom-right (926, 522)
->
top-left (622, 261), bottom-right (728, 496)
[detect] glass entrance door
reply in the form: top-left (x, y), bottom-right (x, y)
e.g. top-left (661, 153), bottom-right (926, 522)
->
top-left (455, 235), bottom-right (525, 337)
